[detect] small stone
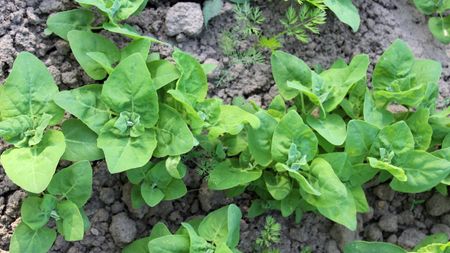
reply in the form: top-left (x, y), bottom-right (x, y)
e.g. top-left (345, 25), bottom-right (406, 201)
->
top-left (61, 71), bottom-right (78, 85)
top-left (374, 184), bottom-right (395, 201)
top-left (365, 224), bottom-right (383, 241)
top-left (330, 224), bottom-right (358, 250)
top-left (165, 2), bottom-right (203, 37)
top-left (378, 215), bottom-right (398, 232)
top-left (398, 228), bottom-right (426, 249)
top-left (387, 234), bottom-right (398, 244)
top-left (109, 213), bottom-right (137, 245)
top-left (441, 214), bottom-right (450, 226)
top-left (38, 0), bottom-right (64, 13)
top-left (398, 211), bottom-right (415, 225)
top-left (431, 224), bottom-right (450, 238)
top-left (426, 193), bottom-right (450, 216)
top-left (111, 202), bottom-right (124, 214)
top-left (99, 188), bottom-right (116, 205)
top-left (325, 240), bottom-right (340, 253)
top-left (91, 228), bottom-right (100, 236)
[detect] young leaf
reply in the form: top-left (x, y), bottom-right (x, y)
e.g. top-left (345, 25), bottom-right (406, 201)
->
top-left (264, 171), bottom-right (292, 200)
top-left (0, 52), bottom-right (63, 125)
top-left (208, 160), bottom-right (262, 190)
top-left (271, 110), bottom-right (318, 162)
top-left (121, 39), bottom-right (151, 61)
top-left (141, 182), bottom-right (165, 207)
top-left (363, 91), bottom-right (394, 128)
top-left (209, 105), bottom-right (260, 138)
top-left (369, 121), bottom-right (415, 157)
top-left (102, 53), bottom-right (159, 128)
top-left (405, 108), bottom-right (433, 150)
top-left (344, 241), bottom-right (407, 253)
top-left (165, 156), bottom-right (186, 179)
top-left (56, 200), bottom-right (85, 241)
top-left (247, 111), bottom-right (278, 166)
top-left (1, 130), bottom-right (66, 193)
top-left (67, 30), bottom-right (120, 80)
top-left (46, 9), bottom-right (94, 40)
top-left (97, 121), bottom-right (157, 173)
top-left (61, 119), bottom-right (104, 162)
top-left (271, 51), bottom-right (312, 100)
top-left (390, 150), bottom-right (450, 193)
top-left (367, 157), bottom-right (407, 182)
top-left (54, 84), bottom-right (110, 134)
top-left (203, 0), bottom-right (224, 26)
top-left (306, 114), bottom-right (347, 146)
top-left (47, 161), bottom-right (93, 207)
top-left (173, 50), bottom-right (208, 102)
top-left (428, 15), bottom-right (450, 44)
top-left (198, 204), bottom-right (242, 247)
top-left (21, 195), bottom-right (57, 230)
top-left (153, 104), bottom-right (195, 157)
top-left (323, 0), bottom-right (360, 32)
top-left (181, 223), bottom-right (212, 252)
top-left (9, 223), bottom-right (56, 253)
top-left (147, 235), bottom-right (190, 253)
top-left (345, 120), bottom-right (379, 164)
top-left (147, 60), bottom-right (180, 90)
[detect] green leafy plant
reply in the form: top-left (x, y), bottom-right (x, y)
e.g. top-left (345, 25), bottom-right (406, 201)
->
top-left (413, 0), bottom-right (450, 44)
top-left (0, 52), bottom-right (65, 193)
top-left (255, 216), bottom-right (281, 253)
top-left (122, 204), bottom-right (242, 253)
top-left (345, 233), bottom-right (450, 253)
top-left (207, 39), bottom-right (450, 231)
top-left (45, 0), bottom-right (159, 43)
top-left (9, 161), bottom-right (93, 253)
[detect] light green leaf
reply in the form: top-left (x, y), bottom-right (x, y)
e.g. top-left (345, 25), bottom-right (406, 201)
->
top-left (370, 121), bottom-right (415, 157)
top-left (0, 52), bottom-right (63, 125)
top-left (209, 105), bottom-right (260, 139)
top-left (271, 51), bottom-right (312, 100)
top-left (54, 84), bottom-right (110, 134)
top-left (86, 52), bottom-right (114, 74)
top-left (344, 241), bottom-right (407, 253)
top-left (271, 110), bottom-right (318, 162)
top-left (21, 195), bottom-right (57, 230)
top-left (47, 161), bottom-right (93, 207)
top-left (67, 30), bottom-right (120, 80)
top-left (208, 160), bottom-right (262, 190)
top-left (46, 9), bottom-right (94, 40)
top-left (102, 53), bottom-right (159, 127)
top-left (406, 108), bottom-right (433, 150)
top-left (141, 182), bottom-right (165, 207)
top-left (147, 60), bottom-right (180, 90)
top-left (390, 150), bottom-right (450, 193)
top-left (319, 152), bottom-right (353, 181)
top-left (345, 120), bottom-right (379, 164)
top-left (61, 119), bottom-right (104, 162)
top-left (98, 122), bottom-right (157, 173)
top-left (9, 223), bottom-right (56, 253)
top-left (162, 179), bottom-right (187, 200)
top-left (56, 200), bottom-right (85, 241)
top-left (1, 130), bottom-right (65, 193)
top-left (173, 50), bottom-right (208, 102)
top-left (306, 114), bottom-right (347, 146)
top-left (181, 223), bottom-right (211, 252)
top-left (414, 233), bottom-right (449, 251)
top-left (122, 237), bottom-right (150, 253)
top-left (203, 0), bottom-right (223, 26)
top-left (147, 235), bottom-right (190, 253)
top-left (349, 186), bottom-right (369, 212)
top-left (368, 157), bottom-right (407, 182)
top-left (153, 104), bottom-right (195, 157)
top-left (324, 0), bottom-right (360, 32)
top-left (247, 110), bottom-right (278, 166)
top-left (428, 15), bottom-right (450, 44)
top-left (165, 156), bottom-right (185, 179)
top-left (363, 91), bottom-right (394, 128)
top-left (121, 39), bottom-right (151, 61)
top-left (264, 171), bottom-right (292, 200)
top-left (198, 204), bottom-right (242, 247)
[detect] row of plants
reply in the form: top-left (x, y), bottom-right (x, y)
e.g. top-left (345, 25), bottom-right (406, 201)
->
top-left (0, 0), bottom-right (449, 252)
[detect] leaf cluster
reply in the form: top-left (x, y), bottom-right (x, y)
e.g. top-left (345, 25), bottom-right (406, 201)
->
top-left (413, 0), bottom-right (450, 44)
top-left (345, 233), bottom-right (450, 253)
top-left (122, 204), bottom-right (242, 253)
top-left (207, 39), bottom-right (450, 230)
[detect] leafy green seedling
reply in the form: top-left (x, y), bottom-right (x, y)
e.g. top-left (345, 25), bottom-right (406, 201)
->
top-left (0, 52), bottom-right (65, 193)
top-left (126, 160), bottom-right (187, 208)
top-left (123, 204), bottom-right (242, 253)
top-left (10, 161), bottom-right (93, 253)
top-left (413, 0), bottom-right (450, 44)
top-left (344, 233), bottom-right (450, 253)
